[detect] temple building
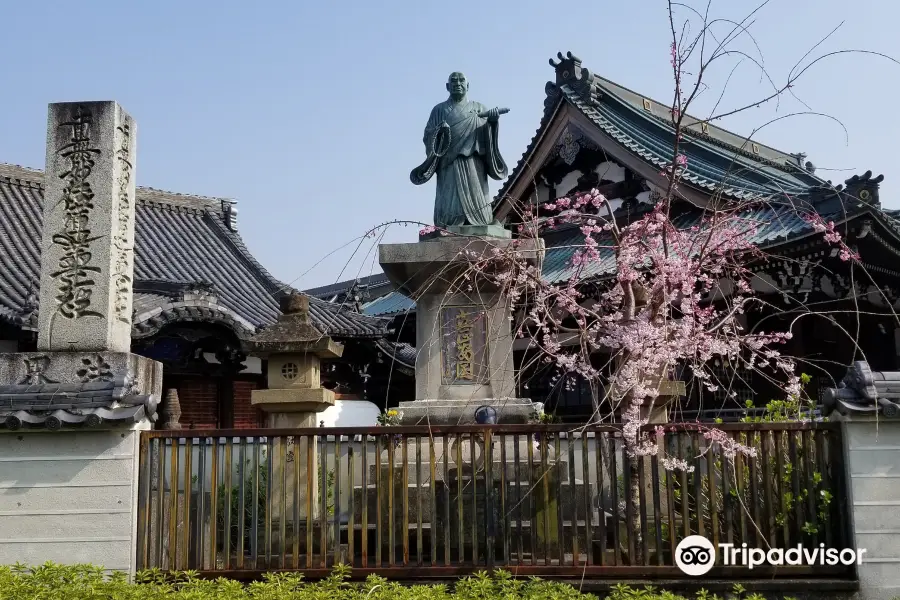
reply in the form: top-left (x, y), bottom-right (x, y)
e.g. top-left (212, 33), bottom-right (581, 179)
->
top-left (318, 52), bottom-right (900, 422)
top-left (0, 162), bottom-right (393, 429)
top-left (3, 52), bottom-right (898, 426)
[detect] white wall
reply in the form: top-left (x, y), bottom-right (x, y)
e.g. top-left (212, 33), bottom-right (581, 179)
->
top-left (0, 427), bottom-right (145, 576)
top-left (842, 416), bottom-right (900, 600)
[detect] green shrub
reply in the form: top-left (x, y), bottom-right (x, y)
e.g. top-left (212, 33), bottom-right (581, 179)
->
top-left (0, 563), bottom-right (805, 600)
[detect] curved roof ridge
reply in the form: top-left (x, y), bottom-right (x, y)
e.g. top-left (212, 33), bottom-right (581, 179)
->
top-left (589, 74), bottom-right (815, 174)
top-left (0, 161), bottom-right (230, 212)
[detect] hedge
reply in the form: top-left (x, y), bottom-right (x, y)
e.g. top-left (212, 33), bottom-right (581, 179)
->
top-left (0, 563), bottom-right (802, 600)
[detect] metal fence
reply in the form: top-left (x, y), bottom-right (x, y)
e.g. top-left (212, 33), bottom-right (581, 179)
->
top-left (137, 422), bottom-right (850, 580)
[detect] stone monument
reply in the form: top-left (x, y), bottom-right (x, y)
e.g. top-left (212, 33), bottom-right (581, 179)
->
top-left (380, 73), bottom-right (543, 424)
top-left (0, 101), bottom-right (162, 427)
top-left (0, 101), bottom-right (162, 577)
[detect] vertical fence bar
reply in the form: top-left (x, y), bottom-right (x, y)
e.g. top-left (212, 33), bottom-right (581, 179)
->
top-left (429, 436), bottom-right (437, 566)
top-left (734, 432), bottom-right (748, 547)
top-left (775, 430), bottom-right (788, 547)
top-left (238, 439), bottom-right (247, 570)
top-left (596, 431), bottom-right (607, 566)
top-left (293, 437), bottom-right (301, 570)
top-left (196, 438), bottom-right (207, 569)
top-left (136, 435), bottom-right (150, 570)
top-left (471, 433), bottom-right (478, 565)
top-left (664, 433), bottom-right (676, 562)
top-left (249, 437), bottom-right (258, 569)
top-left (651, 449), bottom-right (663, 566)
top-left (210, 438), bottom-right (219, 571)
top-left (692, 433), bottom-right (703, 541)
top-left (265, 436), bottom-right (273, 567)
top-left (554, 435), bottom-right (564, 565)
top-left (816, 429), bottom-right (830, 548)
top-left (375, 434), bottom-right (383, 567)
top-left (348, 443), bottom-right (356, 567)
top-left (500, 432), bottom-right (509, 565)
top-left (582, 432), bottom-right (592, 566)
top-left (722, 436), bottom-right (733, 549)
top-left (623, 452), bottom-right (636, 564)
top-left (224, 439), bottom-right (233, 570)
top-left (568, 433), bottom-right (578, 566)
top-left (416, 435), bottom-right (423, 566)
top-left (388, 435), bottom-right (395, 567)
top-left (457, 433), bottom-right (464, 564)
top-left (485, 429), bottom-right (494, 569)
top-left (707, 438), bottom-right (719, 550)
top-left (804, 429), bottom-right (817, 546)
top-left (334, 434), bottom-right (342, 567)
top-left (790, 431), bottom-right (802, 546)
top-left (168, 438), bottom-right (178, 568)
top-left (402, 435), bottom-right (409, 566)
top-left (761, 429), bottom-right (774, 545)
top-left (677, 434), bottom-right (689, 543)
top-left (528, 434), bottom-right (537, 566)
top-left (182, 438), bottom-right (192, 571)
top-left (638, 455), bottom-right (649, 565)
top-left (443, 433), bottom-right (450, 566)
top-left (280, 437), bottom-right (288, 569)
top-left (514, 434), bottom-right (524, 566)
top-left (609, 435), bottom-right (621, 566)
top-left (541, 434), bottom-right (551, 564)
top-left (320, 432), bottom-right (328, 568)
top-left (362, 434), bottom-right (369, 568)
top-left (307, 435), bottom-right (316, 569)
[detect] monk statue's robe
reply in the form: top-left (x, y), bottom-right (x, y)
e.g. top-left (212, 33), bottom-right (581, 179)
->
top-left (410, 99), bottom-right (508, 228)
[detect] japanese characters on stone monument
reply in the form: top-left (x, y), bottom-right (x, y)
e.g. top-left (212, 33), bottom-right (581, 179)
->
top-left (440, 305), bottom-right (488, 385)
top-left (37, 101), bottom-right (137, 353)
top-left (410, 72), bottom-right (510, 237)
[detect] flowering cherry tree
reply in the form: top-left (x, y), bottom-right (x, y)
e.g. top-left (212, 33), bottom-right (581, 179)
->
top-left (422, 0), bottom-right (889, 557)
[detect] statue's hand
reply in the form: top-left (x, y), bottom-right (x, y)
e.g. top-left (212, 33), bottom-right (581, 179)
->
top-left (479, 107), bottom-right (510, 121)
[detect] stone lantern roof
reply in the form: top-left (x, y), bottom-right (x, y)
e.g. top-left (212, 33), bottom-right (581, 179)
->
top-left (243, 293), bottom-right (344, 359)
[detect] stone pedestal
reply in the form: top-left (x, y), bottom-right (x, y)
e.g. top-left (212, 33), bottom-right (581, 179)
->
top-left (379, 235), bottom-right (543, 424)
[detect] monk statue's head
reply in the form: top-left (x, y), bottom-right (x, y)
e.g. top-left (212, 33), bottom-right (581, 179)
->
top-left (446, 72), bottom-right (468, 101)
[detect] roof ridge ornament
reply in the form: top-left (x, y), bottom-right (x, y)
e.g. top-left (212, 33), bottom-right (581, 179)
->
top-left (547, 51), bottom-right (595, 105)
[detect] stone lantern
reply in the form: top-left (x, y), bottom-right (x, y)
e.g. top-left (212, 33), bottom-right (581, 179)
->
top-left (244, 292), bottom-right (344, 428)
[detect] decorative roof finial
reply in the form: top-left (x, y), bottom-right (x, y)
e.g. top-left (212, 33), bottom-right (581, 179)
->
top-left (547, 51), bottom-right (594, 104)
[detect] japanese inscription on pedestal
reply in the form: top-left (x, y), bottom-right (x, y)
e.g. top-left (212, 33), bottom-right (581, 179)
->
top-left (112, 123), bottom-right (133, 323)
top-left (441, 305), bottom-right (488, 385)
top-left (52, 108), bottom-right (102, 319)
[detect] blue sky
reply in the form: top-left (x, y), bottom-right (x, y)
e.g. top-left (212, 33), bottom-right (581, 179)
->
top-left (1, 0), bottom-right (897, 288)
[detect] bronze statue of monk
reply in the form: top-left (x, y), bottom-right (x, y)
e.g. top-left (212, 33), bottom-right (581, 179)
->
top-left (411, 72), bottom-right (509, 228)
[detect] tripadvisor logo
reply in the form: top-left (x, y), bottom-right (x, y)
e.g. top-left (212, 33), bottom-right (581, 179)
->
top-left (675, 535), bottom-right (866, 576)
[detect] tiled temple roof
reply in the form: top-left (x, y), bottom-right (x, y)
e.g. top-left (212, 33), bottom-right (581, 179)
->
top-left (0, 163), bottom-right (390, 340)
top-left (495, 51), bottom-right (828, 211)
